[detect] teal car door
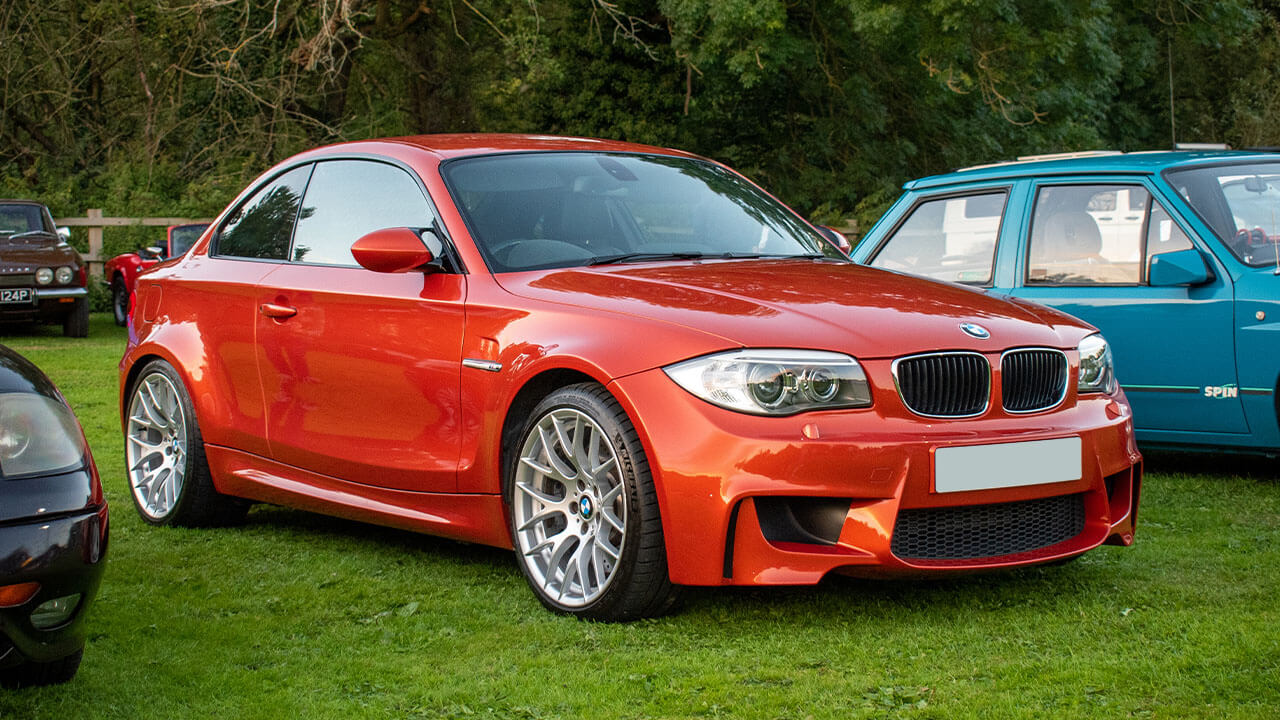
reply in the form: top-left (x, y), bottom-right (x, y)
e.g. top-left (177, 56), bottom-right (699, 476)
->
top-left (1008, 179), bottom-right (1247, 435)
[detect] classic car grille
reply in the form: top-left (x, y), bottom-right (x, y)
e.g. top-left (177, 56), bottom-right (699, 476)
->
top-left (891, 493), bottom-right (1085, 561)
top-left (894, 352), bottom-right (989, 417)
top-left (1001, 349), bottom-right (1068, 413)
top-left (0, 273), bottom-right (34, 288)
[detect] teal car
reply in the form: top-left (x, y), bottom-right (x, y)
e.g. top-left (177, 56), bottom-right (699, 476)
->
top-left (851, 150), bottom-right (1280, 454)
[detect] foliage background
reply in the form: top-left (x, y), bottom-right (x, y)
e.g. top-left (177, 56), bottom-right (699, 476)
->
top-left (2, 0), bottom-right (1278, 256)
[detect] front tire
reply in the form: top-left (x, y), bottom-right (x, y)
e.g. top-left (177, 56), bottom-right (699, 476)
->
top-left (111, 277), bottom-right (129, 326)
top-left (62, 297), bottom-right (89, 338)
top-left (124, 360), bottom-right (246, 526)
top-left (506, 383), bottom-right (677, 621)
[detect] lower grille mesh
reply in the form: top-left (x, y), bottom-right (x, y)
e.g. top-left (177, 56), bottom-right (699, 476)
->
top-left (891, 493), bottom-right (1085, 560)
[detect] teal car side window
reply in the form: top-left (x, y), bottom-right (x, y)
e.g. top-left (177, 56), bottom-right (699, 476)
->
top-left (869, 191), bottom-right (1006, 285)
top-left (1027, 184), bottom-right (1192, 286)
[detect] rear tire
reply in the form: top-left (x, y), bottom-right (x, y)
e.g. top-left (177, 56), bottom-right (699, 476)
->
top-left (124, 360), bottom-right (247, 526)
top-left (62, 297), bottom-right (89, 338)
top-left (0, 648), bottom-right (83, 688)
top-left (506, 383), bottom-right (678, 621)
top-left (111, 277), bottom-right (129, 326)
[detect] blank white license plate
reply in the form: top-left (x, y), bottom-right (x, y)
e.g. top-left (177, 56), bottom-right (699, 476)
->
top-left (0, 288), bottom-right (33, 304)
top-left (934, 437), bottom-right (1081, 493)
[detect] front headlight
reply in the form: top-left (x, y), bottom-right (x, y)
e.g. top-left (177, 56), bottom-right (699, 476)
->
top-left (54, 266), bottom-right (74, 285)
top-left (1077, 334), bottom-right (1117, 394)
top-left (0, 393), bottom-right (87, 478)
top-left (663, 349), bottom-right (872, 415)
top-left (35, 268), bottom-right (53, 285)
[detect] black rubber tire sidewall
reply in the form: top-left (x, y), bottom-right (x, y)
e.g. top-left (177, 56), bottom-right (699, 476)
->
top-left (111, 278), bottom-right (128, 326)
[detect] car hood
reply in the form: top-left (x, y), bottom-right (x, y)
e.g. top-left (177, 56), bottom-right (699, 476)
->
top-left (0, 237), bottom-right (82, 269)
top-left (496, 260), bottom-right (1094, 359)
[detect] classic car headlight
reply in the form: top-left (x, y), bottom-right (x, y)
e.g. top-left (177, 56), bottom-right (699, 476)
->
top-left (1077, 334), bottom-right (1117, 394)
top-left (54, 266), bottom-right (74, 285)
top-left (35, 268), bottom-right (53, 285)
top-left (664, 349), bottom-right (872, 415)
top-left (0, 393), bottom-right (87, 478)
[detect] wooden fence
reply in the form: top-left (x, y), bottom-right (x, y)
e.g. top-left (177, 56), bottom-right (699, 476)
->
top-left (53, 209), bottom-right (213, 277)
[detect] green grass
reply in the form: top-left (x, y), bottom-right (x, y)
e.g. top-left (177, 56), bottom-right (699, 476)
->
top-left (2, 315), bottom-right (1278, 719)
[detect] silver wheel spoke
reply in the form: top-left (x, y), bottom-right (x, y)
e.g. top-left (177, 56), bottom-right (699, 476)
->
top-left (125, 371), bottom-right (189, 520)
top-left (512, 406), bottom-right (628, 608)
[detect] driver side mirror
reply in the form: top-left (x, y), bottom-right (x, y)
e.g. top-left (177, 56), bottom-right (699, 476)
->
top-left (1149, 248), bottom-right (1213, 286)
top-left (56, 227), bottom-right (70, 242)
top-left (141, 246), bottom-right (165, 259)
top-left (351, 227), bottom-right (439, 273)
top-left (817, 225), bottom-right (852, 255)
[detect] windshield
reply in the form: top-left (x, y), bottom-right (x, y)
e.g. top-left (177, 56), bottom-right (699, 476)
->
top-left (1165, 162), bottom-right (1280, 268)
top-left (169, 224), bottom-right (208, 256)
top-left (0, 204), bottom-right (45, 237)
top-left (442, 152), bottom-right (845, 272)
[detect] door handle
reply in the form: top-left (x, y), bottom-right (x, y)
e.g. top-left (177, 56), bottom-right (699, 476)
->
top-left (260, 303), bottom-right (297, 319)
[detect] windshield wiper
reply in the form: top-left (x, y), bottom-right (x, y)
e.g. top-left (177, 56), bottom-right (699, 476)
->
top-left (587, 251), bottom-right (708, 266)
top-left (586, 251), bottom-right (830, 266)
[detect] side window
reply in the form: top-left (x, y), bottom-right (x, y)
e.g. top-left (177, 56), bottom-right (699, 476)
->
top-left (869, 191), bottom-right (1006, 284)
top-left (1027, 185), bottom-right (1145, 285)
top-left (216, 165), bottom-right (312, 260)
top-left (1145, 203), bottom-right (1194, 275)
top-left (291, 160), bottom-right (434, 266)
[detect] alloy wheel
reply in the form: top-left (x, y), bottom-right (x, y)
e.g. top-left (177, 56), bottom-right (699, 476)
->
top-left (512, 407), bottom-right (627, 607)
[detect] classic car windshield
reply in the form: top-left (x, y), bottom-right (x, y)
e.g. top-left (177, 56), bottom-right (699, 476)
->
top-left (169, 224), bottom-right (207, 256)
top-left (0, 204), bottom-right (45, 237)
top-left (1166, 162), bottom-right (1280, 268)
top-left (443, 152), bottom-right (845, 272)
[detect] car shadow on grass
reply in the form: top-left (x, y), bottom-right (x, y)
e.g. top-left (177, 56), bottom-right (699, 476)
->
top-left (233, 501), bottom-right (1125, 625)
top-left (1142, 449), bottom-right (1279, 482)
top-left (238, 503), bottom-right (513, 568)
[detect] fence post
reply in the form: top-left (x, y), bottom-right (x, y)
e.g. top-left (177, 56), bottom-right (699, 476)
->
top-left (86, 208), bottom-right (103, 263)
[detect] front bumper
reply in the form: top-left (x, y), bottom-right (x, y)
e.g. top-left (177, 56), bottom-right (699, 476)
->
top-left (0, 286), bottom-right (87, 324)
top-left (609, 366), bottom-right (1142, 587)
top-left (0, 505), bottom-right (109, 667)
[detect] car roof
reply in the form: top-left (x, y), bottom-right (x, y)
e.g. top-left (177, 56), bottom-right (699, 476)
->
top-left (905, 150), bottom-right (1280, 190)
top-left (311, 133), bottom-right (704, 162)
top-left (0, 200), bottom-right (48, 207)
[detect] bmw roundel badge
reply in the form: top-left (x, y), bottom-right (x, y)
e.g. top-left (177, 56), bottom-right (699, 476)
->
top-left (959, 322), bottom-right (991, 339)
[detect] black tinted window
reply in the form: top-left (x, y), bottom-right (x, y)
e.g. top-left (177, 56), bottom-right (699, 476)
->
top-left (292, 160), bottom-right (433, 266)
top-left (217, 165), bottom-right (312, 260)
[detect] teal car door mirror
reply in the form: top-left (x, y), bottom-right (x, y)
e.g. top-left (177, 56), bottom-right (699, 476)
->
top-left (1148, 248), bottom-right (1214, 286)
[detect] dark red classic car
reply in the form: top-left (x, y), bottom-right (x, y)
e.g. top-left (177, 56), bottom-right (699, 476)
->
top-left (0, 201), bottom-right (89, 337)
top-left (103, 223), bottom-right (208, 326)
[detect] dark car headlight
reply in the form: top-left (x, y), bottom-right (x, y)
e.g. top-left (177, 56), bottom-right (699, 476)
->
top-left (55, 266), bottom-right (74, 285)
top-left (35, 268), bottom-right (53, 285)
top-left (664, 349), bottom-right (873, 415)
top-left (1077, 334), bottom-right (1117, 394)
top-left (0, 393), bottom-right (87, 477)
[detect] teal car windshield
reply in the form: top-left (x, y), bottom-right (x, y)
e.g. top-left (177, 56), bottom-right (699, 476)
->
top-left (1166, 162), bottom-right (1280, 268)
top-left (442, 153), bottom-right (846, 272)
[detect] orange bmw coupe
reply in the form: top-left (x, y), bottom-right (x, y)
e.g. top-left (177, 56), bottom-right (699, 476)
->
top-left (119, 135), bottom-right (1141, 620)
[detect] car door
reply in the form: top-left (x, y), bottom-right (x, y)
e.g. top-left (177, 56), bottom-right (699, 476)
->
top-left (185, 164), bottom-right (312, 456)
top-left (1008, 180), bottom-right (1246, 435)
top-left (254, 158), bottom-right (466, 493)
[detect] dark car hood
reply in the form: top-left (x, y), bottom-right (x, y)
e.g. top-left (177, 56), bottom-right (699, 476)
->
top-left (496, 259), bottom-right (1094, 359)
top-left (0, 235), bottom-right (83, 270)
